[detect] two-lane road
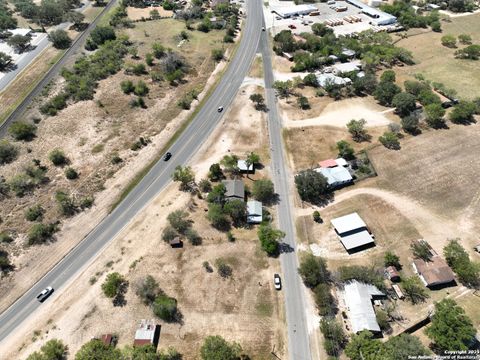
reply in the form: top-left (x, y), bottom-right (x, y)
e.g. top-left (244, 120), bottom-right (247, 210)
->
top-left (0, 0), bottom-right (263, 346)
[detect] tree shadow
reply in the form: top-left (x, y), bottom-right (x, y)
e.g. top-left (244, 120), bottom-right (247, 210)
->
top-left (113, 281), bottom-right (129, 307)
top-left (279, 242), bottom-right (294, 254)
top-left (0, 62), bottom-right (18, 73)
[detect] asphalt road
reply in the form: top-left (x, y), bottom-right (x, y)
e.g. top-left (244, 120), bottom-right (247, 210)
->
top-left (0, 0), bottom-right (118, 137)
top-left (260, 27), bottom-right (313, 360)
top-left (0, 0), bottom-right (262, 347)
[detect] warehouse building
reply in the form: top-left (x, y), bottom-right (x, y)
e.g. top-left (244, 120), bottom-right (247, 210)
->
top-left (331, 212), bottom-right (375, 253)
top-left (271, 4), bottom-right (318, 18)
top-left (346, 0), bottom-right (397, 25)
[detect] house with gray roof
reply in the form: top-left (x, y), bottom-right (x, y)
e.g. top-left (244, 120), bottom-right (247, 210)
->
top-left (247, 200), bottom-right (262, 224)
top-left (316, 166), bottom-right (353, 188)
top-left (342, 281), bottom-right (386, 334)
top-left (331, 212), bottom-right (375, 253)
top-left (222, 179), bottom-right (245, 201)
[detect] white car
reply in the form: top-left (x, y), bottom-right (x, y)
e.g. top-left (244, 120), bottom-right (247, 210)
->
top-left (36, 287), bottom-right (54, 302)
top-left (274, 274), bottom-right (282, 290)
top-left (217, 106), bottom-right (224, 112)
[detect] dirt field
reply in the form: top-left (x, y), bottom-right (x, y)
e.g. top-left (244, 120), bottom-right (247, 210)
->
top-left (3, 76), bottom-right (286, 360)
top-left (394, 13), bottom-right (480, 100)
top-left (0, 18), bottom-right (233, 316)
top-left (126, 6), bottom-right (173, 21)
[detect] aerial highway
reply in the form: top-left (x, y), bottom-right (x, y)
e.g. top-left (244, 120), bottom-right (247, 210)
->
top-left (260, 28), bottom-right (313, 360)
top-left (0, 0), bottom-right (262, 345)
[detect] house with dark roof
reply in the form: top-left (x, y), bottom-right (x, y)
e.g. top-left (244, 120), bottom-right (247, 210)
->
top-left (412, 256), bottom-right (456, 288)
top-left (222, 179), bottom-right (245, 201)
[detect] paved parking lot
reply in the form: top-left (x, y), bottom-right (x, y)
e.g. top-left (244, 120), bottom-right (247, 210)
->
top-left (265, 0), bottom-right (376, 36)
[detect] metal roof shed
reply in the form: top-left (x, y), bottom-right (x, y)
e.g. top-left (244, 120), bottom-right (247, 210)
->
top-left (340, 230), bottom-right (374, 251)
top-left (331, 212), bottom-right (366, 235)
top-left (247, 200), bottom-right (263, 224)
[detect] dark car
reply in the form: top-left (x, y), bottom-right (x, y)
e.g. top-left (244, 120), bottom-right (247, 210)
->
top-left (163, 152), bottom-right (172, 161)
top-left (274, 274), bottom-right (282, 290)
top-left (36, 287), bottom-right (54, 302)
top-left (217, 106), bottom-right (224, 112)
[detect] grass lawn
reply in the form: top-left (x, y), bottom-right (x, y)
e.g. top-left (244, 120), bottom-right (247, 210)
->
top-left (394, 13), bottom-right (480, 100)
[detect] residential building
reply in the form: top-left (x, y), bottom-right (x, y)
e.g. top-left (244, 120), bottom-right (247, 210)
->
top-left (316, 73), bottom-right (352, 88)
top-left (316, 166), bottom-right (353, 188)
top-left (133, 320), bottom-right (160, 349)
top-left (222, 179), bottom-right (245, 201)
top-left (247, 200), bottom-right (263, 224)
top-left (343, 281), bottom-right (386, 334)
top-left (412, 256), bottom-right (456, 288)
top-left (331, 212), bottom-right (375, 252)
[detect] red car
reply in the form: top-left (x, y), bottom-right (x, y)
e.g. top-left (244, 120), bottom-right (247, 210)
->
top-left (288, 24), bottom-right (297, 29)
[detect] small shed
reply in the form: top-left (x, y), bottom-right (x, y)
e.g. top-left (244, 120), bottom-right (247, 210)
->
top-left (169, 237), bottom-right (183, 248)
top-left (100, 334), bottom-right (113, 346)
top-left (133, 320), bottom-right (160, 349)
top-left (319, 159), bottom-right (338, 168)
top-left (237, 160), bottom-right (254, 173)
top-left (385, 266), bottom-right (400, 282)
top-left (247, 200), bottom-right (263, 224)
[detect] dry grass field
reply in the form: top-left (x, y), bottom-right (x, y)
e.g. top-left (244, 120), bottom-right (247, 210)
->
top-left (0, 16), bottom-right (234, 316)
top-left (394, 13), bottom-right (480, 100)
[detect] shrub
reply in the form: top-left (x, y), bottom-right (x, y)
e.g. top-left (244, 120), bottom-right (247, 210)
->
top-left (379, 131), bottom-right (400, 150)
top-left (135, 275), bottom-right (159, 305)
top-left (49, 149), bottom-right (69, 166)
top-left (120, 80), bottom-right (134, 94)
top-left (314, 283), bottom-right (336, 316)
top-left (297, 95), bottom-right (310, 109)
top-left (298, 253), bottom-right (329, 288)
top-left (65, 167), bottom-right (78, 180)
top-left (162, 225), bottom-right (178, 243)
top-left (101, 272), bottom-right (126, 298)
top-left (152, 42), bottom-right (166, 58)
top-left (258, 224), bottom-right (283, 256)
top-left (145, 53), bottom-right (154, 66)
top-left (401, 114), bottom-right (419, 134)
top-left (312, 211), bottom-right (321, 223)
top-left (336, 140), bottom-right (354, 160)
top-left (449, 101), bottom-right (477, 124)
top-left (384, 251), bottom-right (401, 268)
top-left (40, 93), bottom-right (68, 116)
top-left (152, 294), bottom-right (178, 322)
top-left (9, 121), bottom-right (36, 141)
top-left (27, 223), bottom-right (57, 245)
top-left (346, 119), bottom-right (369, 142)
top-left (0, 140), bottom-right (18, 165)
top-left (215, 258), bottom-right (232, 278)
top-left (79, 196), bottom-right (94, 209)
top-left (211, 48), bottom-right (224, 62)
top-left (25, 204), bottom-right (45, 221)
top-left (55, 191), bottom-right (76, 216)
top-left (185, 228), bottom-right (202, 245)
top-left (167, 210), bottom-right (190, 234)
top-left (0, 232), bottom-right (13, 243)
top-left (134, 80), bottom-right (149, 96)
top-left (198, 179), bottom-right (212, 193)
top-left (441, 34), bottom-right (456, 48)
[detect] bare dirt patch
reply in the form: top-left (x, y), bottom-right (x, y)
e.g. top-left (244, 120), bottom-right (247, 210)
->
top-left (126, 6), bottom-right (173, 20)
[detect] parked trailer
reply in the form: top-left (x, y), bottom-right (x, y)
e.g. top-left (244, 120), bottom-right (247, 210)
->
top-left (335, 6), bottom-right (348, 11)
top-left (392, 284), bottom-right (405, 299)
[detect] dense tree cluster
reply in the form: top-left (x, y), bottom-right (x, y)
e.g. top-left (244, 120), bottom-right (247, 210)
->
top-left (443, 238), bottom-right (480, 287)
top-left (294, 169), bottom-right (329, 204)
top-left (381, 1), bottom-right (441, 30)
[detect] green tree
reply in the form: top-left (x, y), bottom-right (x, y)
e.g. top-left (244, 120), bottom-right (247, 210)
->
top-left (314, 283), bottom-right (336, 316)
top-left (9, 121), bottom-right (37, 141)
top-left (380, 70), bottom-right (396, 83)
top-left (374, 81), bottom-right (401, 106)
top-left (0, 51), bottom-right (13, 71)
top-left (383, 333), bottom-right (430, 360)
top-left (48, 29), bottom-right (71, 49)
top-left (252, 178), bottom-right (275, 203)
top-left (89, 26), bottom-right (116, 47)
top-left (384, 251), bottom-right (401, 268)
top-left (249, 93), bottom-right (265, 110)
top-left (215, 258), bottom-right (232, 278)
top-left (444, 238), bottom-right (480, 287)
top-left (345, 330), bottom-right (385, 360)
top-left (424, 103), bottom-right (446, 128)
top-left (401, 276), bottom-right (428, 304)
top-left (320, 318), bottom-right (346, 356)
top-left (346, 118), bottom-right (369, 142)
top-left (273, 80), bottom-right (293, 98)
top-left (185, 228), bottom-right (201, 245)
top-left (245, 151), bottom-right (260, 169)
top-left (401, 114), bottom-right (419, 134)
top-left (7, 34), bottom-right (31, 52)
top-left (426, 298), bottom-right (475, 353)
top-left (75, 340), bottom-right (122, 360)
top-left (49, 149), bottom-right (69, 166)
top-left (208, 163), bottom-right (223, 181)
top-left (312, 210), bottom-right (321, 223)
top-left (298, 253), bottom-right (329, 288)
top-left (441, 34), bottom-right (457, 48)
top-left (311, 22), bottom-right (333, 36)
top-left (220, 154), bottom-right (240, 176)
top-left (336, 140), bottom-right (355, 160)
top-left (449, 101), bottom-right (477, 124)
top-left (392, 92), bottom-right (417, 117)
top-left (410, 241), bottom-right (431, 261)
top-left (379, 131), bottom-right (400, 150)
top-left (294, 169), bottom-right (329, 204)
top-left (257, 224), bottom-right (284, 256)
top-left (337, 265), bottom-right (384, 289)
top-left (207, 203), bottom-right (230, 230)
top-left (65, 167), bottom-right (78, 180)
top-left (66, 11), bottom-right (85, 28)
top-left (0, 140), bottom-right (18, 165)
top-left (198, 179), bottom-right (212, 193)
top-left (27, 339), bottom-right (67, 360)
top-left (455, 44), bottom-right (480, 60)
top-left (172, 165), bottom-right (195, 191)
top-left (152, 294), bottom-right (178, 322)
top-left (200, 335), bottom-right (242, 360)
top-left (207, 183), bottom-right (226, 204)
top-left (101, 272), bottom-right (126, 298)
top-left (224, 199), bottom-right (247, 227)
top-left (167, 210), bottom-right (191, 234)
